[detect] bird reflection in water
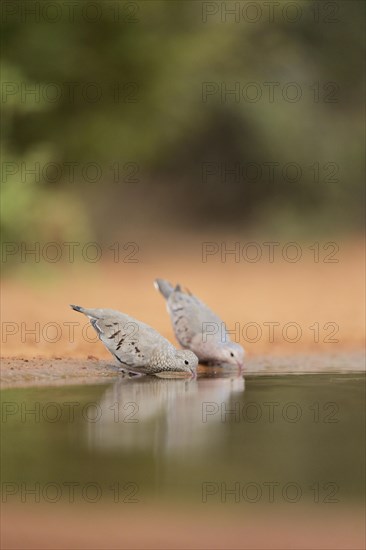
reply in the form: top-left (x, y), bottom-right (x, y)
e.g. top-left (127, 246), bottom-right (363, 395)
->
top-left (87, 368), bottom-right (245, 456)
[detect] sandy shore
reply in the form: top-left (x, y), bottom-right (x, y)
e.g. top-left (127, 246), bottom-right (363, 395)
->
top-left (2, 503), bottom-right (365, 550)
top-left (1, 352), bottom-right (364, 389)
top-left (1, 238), bottom-right (364, 388)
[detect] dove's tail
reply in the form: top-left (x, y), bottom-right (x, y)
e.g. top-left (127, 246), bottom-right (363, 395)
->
top-left (70, 304), bottom-right (85, 313)
top-left (70, 305), bottom-right (104, 338)
top-left (154, 279), bottom-right (175, 299)
top-left (70, 305), bottom-right (99, 319)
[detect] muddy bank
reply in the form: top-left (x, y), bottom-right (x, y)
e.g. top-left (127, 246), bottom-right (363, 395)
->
top-left (1, 352), bottom-right (364, 389)
top-left (0, 356), bottom-right (120, 389)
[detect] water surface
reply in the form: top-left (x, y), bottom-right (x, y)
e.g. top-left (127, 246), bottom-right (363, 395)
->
top-left (2, 372), bottom-right (364, 508)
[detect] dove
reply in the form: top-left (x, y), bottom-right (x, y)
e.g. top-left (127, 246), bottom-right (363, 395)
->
top-left (70, 305), bottom-right (198, 377)
top-left (154, 279), bottom-right (245, 368)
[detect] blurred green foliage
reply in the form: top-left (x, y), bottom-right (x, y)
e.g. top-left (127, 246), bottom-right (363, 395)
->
top-left (1, 0), bottom-right (364, 247)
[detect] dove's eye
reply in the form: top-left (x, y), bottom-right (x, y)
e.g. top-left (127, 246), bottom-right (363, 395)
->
top-left (184, 360), bottom-right (189, 365)
top-left (230, 352), bottom-right (234, 357)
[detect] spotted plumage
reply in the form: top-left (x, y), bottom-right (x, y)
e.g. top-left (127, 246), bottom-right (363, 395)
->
top-left (154, 279), bottom-right (245, 368)
top-left (70, 305), bottom-right (198, 377)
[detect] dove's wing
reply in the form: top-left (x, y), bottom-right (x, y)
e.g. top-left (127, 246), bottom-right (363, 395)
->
top-left (79, 308), bottom-right (170, 372)
top-left (91, 316), bottom-right (151, 370)
top-left (167, 290), bottom-right (223, 347)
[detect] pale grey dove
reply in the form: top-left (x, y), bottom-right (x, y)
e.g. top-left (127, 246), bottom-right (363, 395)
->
top-left (70, 305), bottom-right (198, 377)
top-left (154, 279), bottom-right (245, 368)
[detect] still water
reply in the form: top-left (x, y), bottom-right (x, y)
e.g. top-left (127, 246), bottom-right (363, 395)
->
top-left (1, 372), bottom-right (365, 507)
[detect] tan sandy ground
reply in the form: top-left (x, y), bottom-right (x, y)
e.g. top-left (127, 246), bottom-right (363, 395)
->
top-left (1, 237), bottom-right (365, 384)
top-left (2, 503), bottom-right (365, 550)
top-left (0, 352), bottom-right (364, 389)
